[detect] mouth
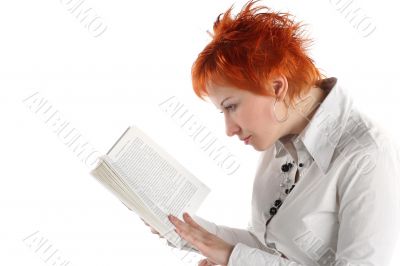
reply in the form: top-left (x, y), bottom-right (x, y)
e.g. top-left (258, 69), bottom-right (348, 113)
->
top-left (241, 135), bottom-right (252, 144)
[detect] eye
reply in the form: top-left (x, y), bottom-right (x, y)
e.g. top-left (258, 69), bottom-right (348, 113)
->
top-left (226, 104), bottom-right (236, 111)
top-left (220, 104), bottom-right (236, 113)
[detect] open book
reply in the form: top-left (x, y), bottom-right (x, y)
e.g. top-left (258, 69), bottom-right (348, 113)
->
top-left (90, 126), bottom-right (210, 249)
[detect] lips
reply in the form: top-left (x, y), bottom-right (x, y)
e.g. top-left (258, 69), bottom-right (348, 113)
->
top-left (241, 135), bottom-right (252, 142)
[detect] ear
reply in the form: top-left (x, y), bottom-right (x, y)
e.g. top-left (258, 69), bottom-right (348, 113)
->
top-left (271, 75), bottom-right (288, 101)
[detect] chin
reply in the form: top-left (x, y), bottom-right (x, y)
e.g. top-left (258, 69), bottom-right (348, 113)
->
top-left (254, 141), bottom-right (273, 152)
top-left (250, 142), bottom-right (263, 151)
top-left (253, 146), bottom-right (264, 152)
top-left (255, 146), bottom-right (268, 152)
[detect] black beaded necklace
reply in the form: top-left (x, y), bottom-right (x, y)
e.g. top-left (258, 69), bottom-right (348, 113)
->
top-left (268, 161), bottom-right (304, 217)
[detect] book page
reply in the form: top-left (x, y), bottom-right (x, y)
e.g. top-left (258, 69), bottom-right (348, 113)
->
top-left (106, 126), bottom-right (210, 239)
top-left (92, 158), bottom-right (169, 240)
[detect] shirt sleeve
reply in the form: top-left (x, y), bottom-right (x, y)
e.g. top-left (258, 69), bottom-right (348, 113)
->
top-left (166, 215), bottom-right (270, 253)
top-left (228, 139), bottom-right (400, 266)
top-left (334, 140), bottom-right (400, 265)
top-left (228, 243), bottom-right (303, 266)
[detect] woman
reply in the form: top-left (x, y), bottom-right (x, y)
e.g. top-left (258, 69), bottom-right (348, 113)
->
top-left (146, 1), bottom-right (400, 265)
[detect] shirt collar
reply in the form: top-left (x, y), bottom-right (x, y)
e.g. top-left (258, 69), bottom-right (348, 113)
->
top-left (274, 77), bottom-right (353, 174)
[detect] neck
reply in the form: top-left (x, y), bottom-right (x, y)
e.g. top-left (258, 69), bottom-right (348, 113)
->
top-left (280, 86), bottom-right (327, 139)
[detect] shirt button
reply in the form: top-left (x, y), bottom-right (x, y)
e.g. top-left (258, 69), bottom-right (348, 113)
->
top-left (269, 207), bottom-right (277, 216)
top-left (274, 199), bottom-right (282, 207)
top-left (281, 164), bottom-right (290, 172)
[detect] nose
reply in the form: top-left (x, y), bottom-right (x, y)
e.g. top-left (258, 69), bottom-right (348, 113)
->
top-left (225, 115), bottom-right (240, 137)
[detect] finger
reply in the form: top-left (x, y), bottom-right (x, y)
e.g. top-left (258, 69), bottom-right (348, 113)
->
top-left (182, 213), bottom-right (208, 233)
top-left (168, 215), bottom-right (189, 232)
top-left (176, 228), bottom-right (209, 253)
top-left (206, 258), bottom-right (217, 266)
top-left (140, 218), bottom-right (150, 226)
top-left (169, 213), bottom-right (202, 233)
top-left (168, 214), bottom-right (214, 254)
top-left (169, 215), bottom-right (200, 238)
top-left (150, 228), bottom-right (159, 235)
top-left (140, 218), bottom-right (161, 235)
top-left (169, 215), bottom-right (203, 243)
top-left (197, 259), bottom-right (209, 266)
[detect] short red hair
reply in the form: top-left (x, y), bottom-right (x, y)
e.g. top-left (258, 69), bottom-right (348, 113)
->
top-left (191, 0), bottom-right (322, 106)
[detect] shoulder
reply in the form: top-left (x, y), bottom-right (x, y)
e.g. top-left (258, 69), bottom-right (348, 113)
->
top-left (337, 107), bottom-right (396, 164)
top-left (334, 106), bottom-right (400, 188)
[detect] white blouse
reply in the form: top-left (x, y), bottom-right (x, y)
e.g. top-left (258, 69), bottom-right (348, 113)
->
top-left (189, 78), bottom-right (400, 265)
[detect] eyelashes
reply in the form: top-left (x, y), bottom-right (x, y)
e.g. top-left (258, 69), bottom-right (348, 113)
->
top-left (220, 104), bottom-right (236, 113)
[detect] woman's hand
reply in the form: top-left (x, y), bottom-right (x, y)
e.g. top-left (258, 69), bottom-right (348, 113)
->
top-left (168, 212), bottom-right (234, 266)
top-left (141, 218), bottom-right (163, 238)
top-left (197, 258), bottom-right (218, 266)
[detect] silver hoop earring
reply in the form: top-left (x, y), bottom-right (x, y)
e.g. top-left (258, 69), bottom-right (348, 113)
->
top-left (273, 98), bottom-right (289, 123)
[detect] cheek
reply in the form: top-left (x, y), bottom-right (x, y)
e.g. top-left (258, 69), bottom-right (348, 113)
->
top-left (264, 101), bottom-right (277, 125)
top-left (251, 100), bottom-right (281, 148)
top-left (238, 97), bottom-right (277, 135)
top-left (250, 100), bottom-right (276, 130)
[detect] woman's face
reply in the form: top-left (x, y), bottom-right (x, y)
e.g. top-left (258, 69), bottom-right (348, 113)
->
top-left (207, 83), bottom-right (285, 151)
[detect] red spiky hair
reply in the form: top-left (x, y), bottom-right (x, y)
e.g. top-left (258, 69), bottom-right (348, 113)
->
top-left (191, 0), bottom-right (322, 106)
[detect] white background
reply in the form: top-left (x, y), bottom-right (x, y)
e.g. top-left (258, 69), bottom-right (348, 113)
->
top-left (1, 0), bottom-right (399, 265)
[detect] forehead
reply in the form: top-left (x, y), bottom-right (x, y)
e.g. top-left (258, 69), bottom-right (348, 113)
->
top-left (206, 84), bottom-right (244, 107)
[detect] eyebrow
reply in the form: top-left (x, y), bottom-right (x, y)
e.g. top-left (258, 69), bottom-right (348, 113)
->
top-left (220, 97), bottom-right (232, 107)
